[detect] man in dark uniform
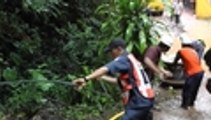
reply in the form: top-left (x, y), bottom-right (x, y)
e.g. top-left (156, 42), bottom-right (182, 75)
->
top-left (73, 38), bottom-right (154, 120)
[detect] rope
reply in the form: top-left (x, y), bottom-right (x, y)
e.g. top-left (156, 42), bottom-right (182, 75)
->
top-left (1, 79), bottom-right (124, 120)
top-left (0, 80), bottom-right (74, 87)
top-left (109, 111), bottom-right (124, 120)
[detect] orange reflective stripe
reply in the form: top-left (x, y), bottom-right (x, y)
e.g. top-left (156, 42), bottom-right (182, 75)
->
top-left (128, 54), bottom-right (154, 99)
top-left (118, 54), bottom-right (154, 105)
top-left (124, 85), bottom-right (132, 91)
top-left (119, 74), bottom-right (132, 92)
top-left (146, 88), bottom-right (154, 98)
top-left (120, 74), bottom-right (129, 80)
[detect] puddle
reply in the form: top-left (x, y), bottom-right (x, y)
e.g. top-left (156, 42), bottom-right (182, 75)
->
top-left (154, 77), bottom-right (211, 120)
top-left (154, 9), bottom-right (211, 120)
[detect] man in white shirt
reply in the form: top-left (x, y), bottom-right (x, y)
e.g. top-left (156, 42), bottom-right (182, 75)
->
top-left (173, 0), bottom-right (183, 24)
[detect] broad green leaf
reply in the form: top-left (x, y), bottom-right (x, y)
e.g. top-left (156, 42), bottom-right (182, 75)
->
top-left (95, 4), bottom-right (110, 13)
top-left (82, 66), bottom-right (91, 74)
top-left (3, 68), bottom-right (18, 81)
top-left (30, 70), bottom-right (47, 81)
top-left (39, 82), bottom-right (54, 91)
top-left (129, 1), bottom-right (136, 11)
top-left (38, 63), bottom-right (48, 69)
top-left (126, 42), bottom-right (134, 52)
top-left (67, 74), bottom-right (76, 81)
top-left (101, 22), bottom-right (109, 31)
top-left (10, 52), bottom-right (22, 66)
top-left (150, 37), bottom-right (159, 45)
top-left (118, 0), bottom-right (130, 13)
top-left (29, 70), bottom-right (54, 91)
top-left (125, 23), bottom-right (135, 42)
top-left (139, 31), bottom-right (147, 53)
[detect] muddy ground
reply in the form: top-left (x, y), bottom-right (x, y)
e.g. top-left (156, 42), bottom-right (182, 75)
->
top-left (154, 77), bottom-right (211, 120)
top-left (153, 8), bottom-right (211, 120)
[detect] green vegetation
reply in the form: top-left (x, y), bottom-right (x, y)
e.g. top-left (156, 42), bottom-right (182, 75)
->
top-left (0, 0), bottom-right (164, 119)
top-left (96, 0), bottom-right (161, 60)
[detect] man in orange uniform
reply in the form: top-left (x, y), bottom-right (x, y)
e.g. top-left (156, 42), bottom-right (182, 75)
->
top-left (173, 33), bottom-right (204, 109)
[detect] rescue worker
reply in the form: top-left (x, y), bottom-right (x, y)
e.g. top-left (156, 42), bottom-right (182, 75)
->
top-left (173, 33), bottom-right (204, 109)
top-left (144, 35), bottom-right (173, 81)
top-left (73, 38), bottom-right (154, 120)
top-left (179, 33), bottom-right (206, 59)
top-left (204, 48), bottom-right (211, 94)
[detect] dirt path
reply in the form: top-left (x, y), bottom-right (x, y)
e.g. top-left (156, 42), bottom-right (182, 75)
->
top-left (154, 9), bottom-right (211, 120)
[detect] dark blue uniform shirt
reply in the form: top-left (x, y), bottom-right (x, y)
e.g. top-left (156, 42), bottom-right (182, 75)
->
top-left (105, 52), bottom-right (153, 109)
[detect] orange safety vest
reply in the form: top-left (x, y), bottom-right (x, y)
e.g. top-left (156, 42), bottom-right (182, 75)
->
top-left (118, 54), bottom-right (154, 105)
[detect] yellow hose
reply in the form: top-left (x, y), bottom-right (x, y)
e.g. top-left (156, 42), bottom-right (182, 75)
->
top-left (109, 111), bottom-right (124, 120)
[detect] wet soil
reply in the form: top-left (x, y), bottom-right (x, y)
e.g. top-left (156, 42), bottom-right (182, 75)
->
top-left (153, 8), bottom-right (211, 120)
top-left (154, 77), bottom-right (211, 120)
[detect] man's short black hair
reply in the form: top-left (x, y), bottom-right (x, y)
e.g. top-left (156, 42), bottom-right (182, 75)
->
top-left (104, 38), bottom-right (126, 53)
top-left (158, 42), bottom-right (170, 52)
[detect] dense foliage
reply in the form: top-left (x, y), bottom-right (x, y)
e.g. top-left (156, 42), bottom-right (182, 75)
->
top-left (96, 0), bottom-right (166, 61)
top-left (0, 0), bottom-right (163, 119)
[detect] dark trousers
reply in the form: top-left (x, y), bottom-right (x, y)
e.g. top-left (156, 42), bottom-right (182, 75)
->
top-left (120, 107), bottom-right (152, 120)
top-left (120, 89), bottom-right (154, 120)
top-left (182, 71), bottom-right (204, 107)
